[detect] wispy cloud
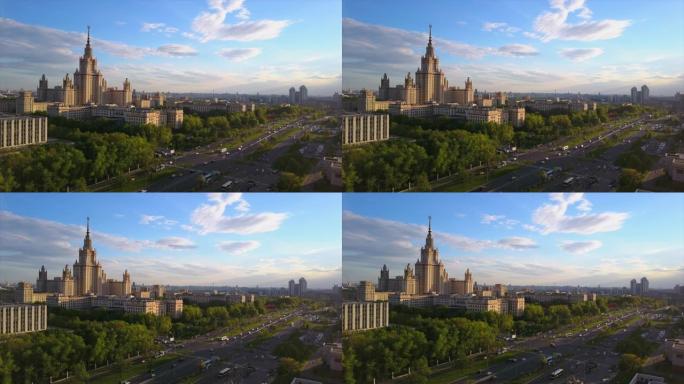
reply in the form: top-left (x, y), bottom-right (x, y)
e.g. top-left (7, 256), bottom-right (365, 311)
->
top-left (217, 47), bottom-right (262, 61)
top-left (559, 47), bottom-right (604, 61)
top-left (532, 0), bottom-right (631, 42)
top-left (191, 0), bottom-right (292, 42)
top-left (188, 193), bottom-right (288, 235)
top-left (561, 240), bottom-right (603, 254)
top-left (217, 240), bottom-right (261, 255)
top-left (531, 193), bottom-right (629, 235)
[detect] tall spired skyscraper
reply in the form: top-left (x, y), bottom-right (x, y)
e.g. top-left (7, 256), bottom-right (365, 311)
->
top-left (415, 25), bottom-right (448, 104)
top-left (74, 26), bottom-right (106, 105)
top-left (73, 217), bottom-right (104, 295)
top-left (414, 216), bottom-right (448, 294)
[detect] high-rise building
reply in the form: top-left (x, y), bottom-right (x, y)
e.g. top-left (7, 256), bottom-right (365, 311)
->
top-left (74, 26), bottom-right (107, 105)
top-left (299, 277), bottom-right (307, 294)
top-left (71, 217), bottom-right (131, 296)
top-left (641, 84), bottom-right (649, 104)
top-left (630, 278), bottom-right (637, 295)
top-left (289, 87), bottom-right (297, 104)
top-left (631, 87), bottom-right (638, 104)
top-left (415, 217), bottom-right (448, 294)
top-left (299, 85), bottom-right (308, 103)
top-left (415, 25), bottom-right (448, 104)
top-left (640, 277), bottom-right (649, 294)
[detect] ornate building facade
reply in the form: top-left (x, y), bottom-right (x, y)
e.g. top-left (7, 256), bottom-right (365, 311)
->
top-left (376, 218), bottom-right (473, 296)
top-left (35, 27), bottom-right (132, 108)
top-left (415, 217), bottom-right (448, 294)
top-left (39, 217), bottom-right (133, 297)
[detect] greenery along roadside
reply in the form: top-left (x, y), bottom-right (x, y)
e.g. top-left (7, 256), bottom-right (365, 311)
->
top-left (0, 105), bottom-right (316, 192)
top-left (342, 104), bottom-right (662, 192)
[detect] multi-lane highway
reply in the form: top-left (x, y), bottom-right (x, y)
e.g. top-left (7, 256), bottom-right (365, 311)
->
top-left (476, 117), bottom-right (652, 192)
top-left (454, 310), bottom-right (644, 384)
top-left (144, 117), bottom-right (334, 192)
top-left (126, 310), bottom-right (301, 384)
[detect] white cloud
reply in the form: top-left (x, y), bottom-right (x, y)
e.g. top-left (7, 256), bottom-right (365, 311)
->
top-left (531, 193), bottom-right (629, 235)
top-left (218, 240), bottom-right (261, 255)
top-left (561, 240), bottom-right (602, 254)
top-left (533, 0), bottom-right (631, 42)
top-left (140, 215), bottom-right (164, 224)
top-left (483, 22), bottom-right (520, 34)
top-left (559, 47), bottom-right (604, 61)
top-left (142, 22), bottom-right (166, 32)
top-left (190, 193), bottom-right (288, 235)
top-left (217, 47), bottom-right (262, 61)
top-left (482, 214), bottom-right (505, 224)
top-left (157, 44), bottom-right (198, 57)
top-left (155, 237), bottom-right (197, 250)
top-left (497, 44), bottom-right (539, 57)
top-left (498, 237), bottom-right (538, 250)
top-left (191, 0), bottom-right (292, 42)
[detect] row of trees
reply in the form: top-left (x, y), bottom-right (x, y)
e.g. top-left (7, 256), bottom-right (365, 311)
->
top-left (0, 132), bottom-right (156, 192)
top-left (344, 315), bottom-right (499, 384)
top-left (0, 319), bottom-right (155, 384)
top-left (343, 104), bottom-right (653, 191)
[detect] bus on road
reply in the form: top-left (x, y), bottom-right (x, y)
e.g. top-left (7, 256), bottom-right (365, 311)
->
top-left (563, 177), bottom-right (575, 186)
top-left (218, 368), bottom-right (231, 377)
top-left (550, 368), bottom-right (564, 379)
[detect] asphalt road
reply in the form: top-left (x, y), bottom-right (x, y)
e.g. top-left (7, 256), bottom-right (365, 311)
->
top-left (477, 117), bottom-right (651, 192)
top-left (455, 310), bottom-right (643, 384)
top-left (145, 117), bottom-right (331, 192)
top-left (128, 310), bottom-right (302, 384)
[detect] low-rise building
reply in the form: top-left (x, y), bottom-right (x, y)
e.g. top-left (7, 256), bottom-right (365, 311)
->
top-left (342, 114), bottom-right (390, 145)
top-left (666, 154), bottom-right (684, 183)
top-left (0, 114), bottom-right (48, 150)
top-left (342, 301), bottom-right (389, 333)
top-left (0, 304), bottom-right (48, 335)
top-left (46, 295), bottom-right (183, 318)
top-left (665, 338), bottom-right (684, 368)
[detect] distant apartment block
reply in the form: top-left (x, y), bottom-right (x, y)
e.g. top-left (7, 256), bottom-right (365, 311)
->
top-left (388, 293), bottom-right (525, 316)
top-left (524, 292), bottom-right (596, 304)
top-left (342, 114), bottom-right (390, 145)
top-left (289, 277), bottom-right (308, 297)
top-left (342, 301), bottom-right (389, 333)
top-left (0, 304), bottom-right (48, 335)
top-left (181, 293), bottom-right (255, 305)
top-left (178, 101), bottom-right (255, 114)
top-left (0, 114), bottom-right (48, 150)
top-left (47, 104), bottom-right (184, 129)
top-left (47, 295), bottom-right (184, 319)
top-left (524, 100), bottom-right (597, 113)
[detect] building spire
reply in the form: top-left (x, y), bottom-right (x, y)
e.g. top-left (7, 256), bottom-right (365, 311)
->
top-left (429, 24), bottom-right (432, 45)
top-left (87, 25), bottom-right (91, 45)
top-left (428, 215), bottom-right (432, 233)
top-left (83, 216), bottom-right (93, 250)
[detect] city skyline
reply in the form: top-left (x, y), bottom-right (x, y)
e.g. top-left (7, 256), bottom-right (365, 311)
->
top-left (342, 193), bottom-right (684, 288)
top-left (0, 0), bottom-right (341, 95)
top-left (0, 193), bottom-right (341, 288)
top-left (343, 0), bottom-right (684, 95)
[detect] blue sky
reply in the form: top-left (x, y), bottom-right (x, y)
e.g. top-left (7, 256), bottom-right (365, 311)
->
top-left (0, 0), bottom-right (341, 95)
top-left (0, 193), bottom-right (341, 288)
top-left (343, 193), bottom-right (684, 289)
top-left (343, 0), bottom-right (684, 95)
